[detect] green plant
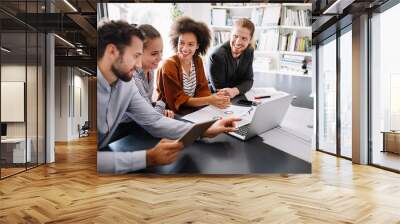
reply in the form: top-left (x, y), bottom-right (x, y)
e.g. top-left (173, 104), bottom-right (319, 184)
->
top-left (171, 3), bottom-right (183, 21)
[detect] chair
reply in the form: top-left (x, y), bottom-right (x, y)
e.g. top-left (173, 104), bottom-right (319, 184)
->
top-left (78, 121), bottom-right (90, 138)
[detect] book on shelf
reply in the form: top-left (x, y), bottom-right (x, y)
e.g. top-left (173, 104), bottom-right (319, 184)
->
top-left (256, 29), bottom-right (279, 51)
top-left (261, 4), bottom-right (281, 26)
top-left (294, 37), bottom-right (312, 52)
top-left (250, 7), bottom-right (264, 26)
top-left (281, 7), bottom-right (311, 26)
top-left (280, 54), bottom-right (311, 75)
top-left (278, 35), bottom-right (288, 51)
top-left (282, 54), bottom-right (306, 61)
top-left (278, 33), bottom-right (311, 52)
top-left (287, 31), bottom-right (297, 52)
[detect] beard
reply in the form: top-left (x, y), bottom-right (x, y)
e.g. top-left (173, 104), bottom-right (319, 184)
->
top-left (111, 57), bottom-right (133, 82)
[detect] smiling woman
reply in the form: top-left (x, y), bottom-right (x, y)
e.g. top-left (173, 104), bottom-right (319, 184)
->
top-left (156, 16), bottom-right (231, 113)
top-left (132, 24), bottom-right (175, 118)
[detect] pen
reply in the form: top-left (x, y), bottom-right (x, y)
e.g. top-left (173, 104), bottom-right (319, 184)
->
top-left (254, 95), bottom-right (271, 99)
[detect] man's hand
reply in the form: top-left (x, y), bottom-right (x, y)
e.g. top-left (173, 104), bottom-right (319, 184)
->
top-left (146, 139), bottom-right (183, 167)
top-left (164, 109), bottom-right (175, 118)
top-left (217, 88), bottom-right (240, 99)
top-left (203, 117), bottom-right (241, 138)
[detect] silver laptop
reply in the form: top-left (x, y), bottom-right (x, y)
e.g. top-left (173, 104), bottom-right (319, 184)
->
top-left (228, 94), bottom-right (292, 141)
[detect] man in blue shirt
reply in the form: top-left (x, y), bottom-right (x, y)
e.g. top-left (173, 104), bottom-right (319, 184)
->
top-left (97, 20), bottom-right (239, 173)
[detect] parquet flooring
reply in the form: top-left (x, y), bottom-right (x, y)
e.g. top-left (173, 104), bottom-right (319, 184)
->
top-left (0, 134), bottom-right (399, 223)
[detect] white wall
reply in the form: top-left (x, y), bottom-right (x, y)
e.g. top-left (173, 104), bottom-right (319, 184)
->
top-left (54, 66), bottom-right (68, 141)
top-left (72, 73), bottom-right (89, 138)
top-left (54, 67), bottom-right (89, 141)
top-left (179, 3), bottom-right (211, 23)
top-left (1, 63), bottom-right (46, 164)
top-left (1, 65), bottom-right (37, 138)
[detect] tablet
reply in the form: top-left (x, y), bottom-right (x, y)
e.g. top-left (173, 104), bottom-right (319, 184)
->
top-left (177, 119), bottom-right (217, 147)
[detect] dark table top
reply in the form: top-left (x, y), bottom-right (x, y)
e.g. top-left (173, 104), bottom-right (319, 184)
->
top-left (107, 94), bottom-right (311, 174)
top-left (108, 130), bottom-right (311, 174)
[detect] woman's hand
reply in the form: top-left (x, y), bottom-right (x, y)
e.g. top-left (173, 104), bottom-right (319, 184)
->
top-left (164, 109), bottom-right (175, 118)
top-left (217, 88), bottom-right (240, 98)
top-left (209, 94), bottom-right (230, 109)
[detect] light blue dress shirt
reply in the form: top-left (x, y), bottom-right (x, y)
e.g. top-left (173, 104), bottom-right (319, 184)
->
top-left (97, 68), bottom-right (191, 173)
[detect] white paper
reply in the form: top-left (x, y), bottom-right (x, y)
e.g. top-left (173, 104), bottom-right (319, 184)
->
top-left (182, 105), bottom-right (253, 124)
top-left (244, 87), bottom-right (278, 101)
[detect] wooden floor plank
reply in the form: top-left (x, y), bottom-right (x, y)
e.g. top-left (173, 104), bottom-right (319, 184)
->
top-left (0, 135), bottom-right (399, 223)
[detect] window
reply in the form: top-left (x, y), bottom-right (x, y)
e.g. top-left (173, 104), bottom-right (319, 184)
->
top-left (317, 36), bottom-right (337, 155)
top-left (371, 2), bottom-right (400, 171)
top-left (0, 0), bottom-right (46, 179)
top-left (339, 28), bottom-right (352, 158)
top-left (106, 3), bottom-right (175, 61)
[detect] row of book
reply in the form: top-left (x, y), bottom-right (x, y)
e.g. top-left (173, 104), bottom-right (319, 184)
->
top-left (281, 8), bottom-right (311, 27)
top-left (280, 54), bottom-right (312, 74)
top-left (214, 30), bottom-right (311, 54)
top-left (279, 32), bottom-right (312, 52)
top-left (256, 30), bottom-right (311, 53)
top-left (211, 5), bottom-right (311, 27)
top-left (256, 29), bottom-right (279, 51)
top-left (250, 5), bottom-right (281, 26)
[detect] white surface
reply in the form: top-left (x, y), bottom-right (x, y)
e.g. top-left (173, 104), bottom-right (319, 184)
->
top-left (260, 105), bottom-right (313, 162)
top-left (244, 87), bottom-right (278, 101)
top-left (280, 105), bottom-right (313, 142)
top-left (1, 82), bottom-right (25, 122)
top-left (182, 105), bottom-right (252, 124)
top-left (211, 8), bottom-right (227, 26)
top-left (1, 138), bottom-right (32, 163)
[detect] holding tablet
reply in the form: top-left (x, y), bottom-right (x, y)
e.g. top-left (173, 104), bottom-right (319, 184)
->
top-left (177, 119), bottom-right (217, 147)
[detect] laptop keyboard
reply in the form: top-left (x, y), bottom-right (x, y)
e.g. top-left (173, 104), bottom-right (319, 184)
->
top-left (234, 124), bottom-right (250, 137)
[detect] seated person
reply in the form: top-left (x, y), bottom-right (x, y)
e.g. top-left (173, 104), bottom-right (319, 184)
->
top-left (134, 24), bottom-right (174, 118)
top-left (97, 20), bottom-right (239, 173)
top-left (207, 18), bottom-right (255, 98)
top-left (157, 16), bottom-right (230, 114)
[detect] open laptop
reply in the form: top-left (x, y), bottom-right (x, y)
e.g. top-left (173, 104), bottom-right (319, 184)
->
top-left (228, 94), bottom-right (292, 141)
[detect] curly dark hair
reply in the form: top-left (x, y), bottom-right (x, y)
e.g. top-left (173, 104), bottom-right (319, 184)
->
top-left (97, 20), bottom-right (144, 59)
top-left (169, 16), bottom-right (211, 56)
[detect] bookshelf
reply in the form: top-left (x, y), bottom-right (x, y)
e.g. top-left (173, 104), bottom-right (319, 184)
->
top-left (210, 3), bottom-right (312, 77)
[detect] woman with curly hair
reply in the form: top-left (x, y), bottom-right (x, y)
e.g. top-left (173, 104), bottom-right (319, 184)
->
top-left (157, 16), bottom-right (230, 113)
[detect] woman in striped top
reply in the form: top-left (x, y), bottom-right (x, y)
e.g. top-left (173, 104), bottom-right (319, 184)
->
top-left (157, 16), bottom-right (230, 114)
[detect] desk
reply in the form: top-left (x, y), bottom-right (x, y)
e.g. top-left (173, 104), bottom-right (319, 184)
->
top-left (1, 138), bottom-right (31, 164)
top-left (382, 131), bottom-right (400, 154)
top-left (108, 131), bottom-right (311, 174)
top-left (106, 94), bottom-right (311, 174)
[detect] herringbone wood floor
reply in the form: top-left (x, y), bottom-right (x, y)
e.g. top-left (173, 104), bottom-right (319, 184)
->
top-left (0, 134), bottom-right (399, 223)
